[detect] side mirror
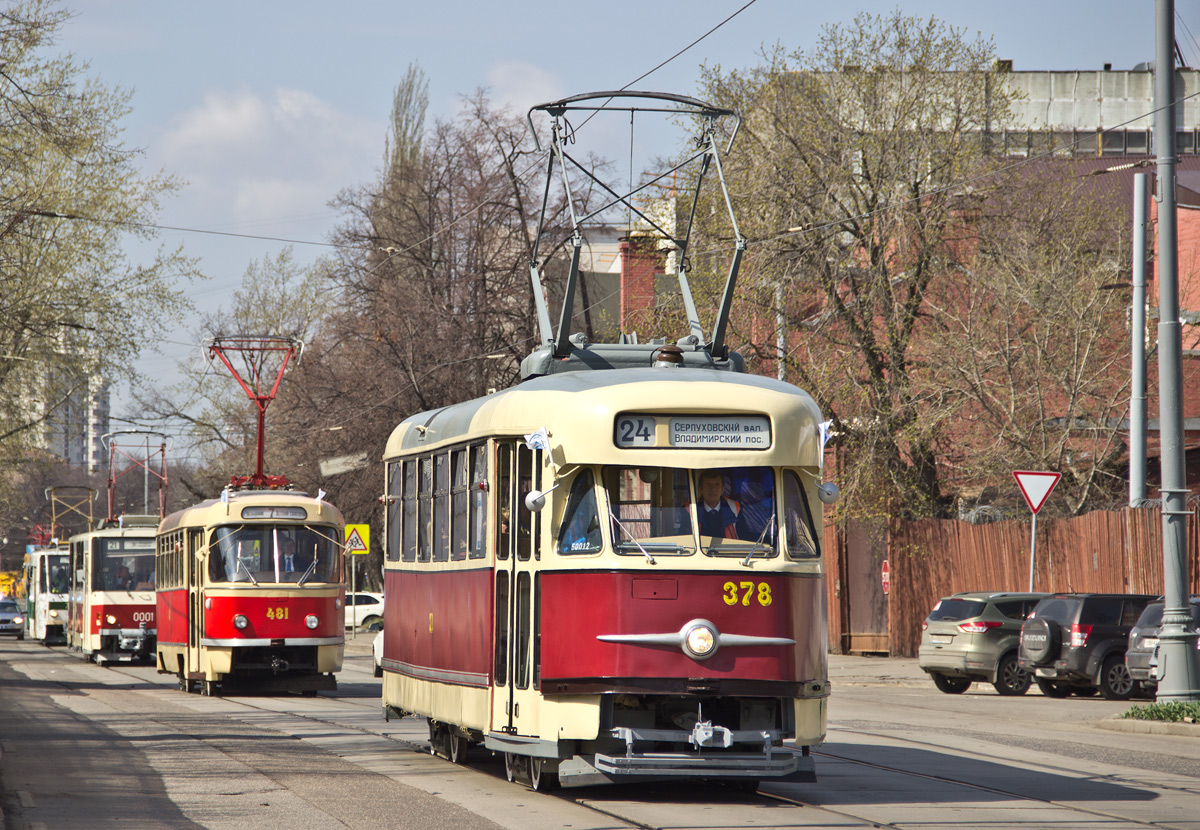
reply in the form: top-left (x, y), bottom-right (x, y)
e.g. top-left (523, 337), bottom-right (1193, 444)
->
top-left (817, 482), bottom-right (840, 505)
top-left (525, 490), bottom-right (549, 513)
top-left (524, 480), bottom-right (562, 513)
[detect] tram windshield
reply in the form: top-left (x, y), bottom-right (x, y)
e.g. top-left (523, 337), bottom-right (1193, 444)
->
top-left (209, 525), bottom-right (340, 584)
top-left (600, 466), bottom-right (817, 559)
top-left (94, 538), bottom-right (157, 590)
top-left (43, 554), bottom-right (69, 593)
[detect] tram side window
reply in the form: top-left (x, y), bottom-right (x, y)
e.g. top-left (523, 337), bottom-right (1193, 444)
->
top-left (495, 443), bottom-right (512, 561)
top-left (469, 443), bottom-right (487, 559)
top-left (451, 449), bottom-right (469, 560)
top-left (516, 445), bottom-right (535, 561)
top-left (494, 571), bottom-right (509, 686)
top-left (558, 470), bottom-right (602, 555)
top-left (433, 453), bottom-right (449, 562)
top-left (387, 461), bottom-right (403, 562)
top-left (402, 460), bottom-right (417, 562)
top-left (783, 470), bottom-right (820, 559)
top-left (418, 456), bottom-right (432, 562)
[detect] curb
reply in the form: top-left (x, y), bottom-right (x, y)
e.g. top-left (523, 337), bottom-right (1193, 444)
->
top-left (1096, 716), bottom-right (1200, 737)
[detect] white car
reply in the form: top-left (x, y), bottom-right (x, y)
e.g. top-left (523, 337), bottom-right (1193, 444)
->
top-left (344, 592), bottom-right (385, 630)
top-left (372, 629), bottom-right (383, 677)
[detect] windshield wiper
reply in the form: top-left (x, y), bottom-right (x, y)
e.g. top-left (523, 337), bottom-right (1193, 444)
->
top-left (297, 555), bottom-right (318, 586)
top-left (610, 516), bottom-right (656, 565)
top-left (741, 515), bottom-right (777, 567)
top-left (237, 557), bottom-right (259, 586)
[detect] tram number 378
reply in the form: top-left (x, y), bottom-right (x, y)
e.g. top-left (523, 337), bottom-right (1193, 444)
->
top-left (723, 582), bottom-right (773, 607)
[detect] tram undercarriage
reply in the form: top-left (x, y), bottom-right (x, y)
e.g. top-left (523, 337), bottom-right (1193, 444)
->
top-left (90, 627), bottom-right (155, 664)
top-left (173, 644), bottom-right (339, 695)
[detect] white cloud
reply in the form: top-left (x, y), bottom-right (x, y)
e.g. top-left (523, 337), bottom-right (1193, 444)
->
top-left (157, 86), bottom-right (382, 230)
top-left (485, 60), bottom-right (564, 114)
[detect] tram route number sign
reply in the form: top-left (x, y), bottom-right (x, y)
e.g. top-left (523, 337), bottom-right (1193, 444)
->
top-left (345, 524), bottom-right (370, 555)
top-left (614, 414), bottom-right (771, 450)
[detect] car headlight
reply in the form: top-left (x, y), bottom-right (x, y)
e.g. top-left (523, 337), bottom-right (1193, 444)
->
top-left (12, 615), bottom-right (22, 625)
top-left (683, 621), bottom-right (718, 659)
top-left (105, 614), bottom-right (117, 625)
top-left (305, 615), bottom-right (319, 630)
top-left (233, 614), bottom-right (248, 630)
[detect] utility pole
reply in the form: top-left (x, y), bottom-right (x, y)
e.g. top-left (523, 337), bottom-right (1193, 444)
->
top-left (1153, 0), bottom-right (1200, 702)
top-left (1131, 173), bottom-right (1148, 506)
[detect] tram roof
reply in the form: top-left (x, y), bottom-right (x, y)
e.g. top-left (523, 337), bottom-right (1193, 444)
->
top-left (384, 368), bottom-right (825, 469)
top-left (159, 488), bottom-right (345, 535)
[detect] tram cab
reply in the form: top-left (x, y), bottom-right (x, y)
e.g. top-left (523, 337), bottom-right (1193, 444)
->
top-left (67, 516), bottom-right (159, 663)
top-left (379, 367), bottom-right (830, 787)
top-left (23, 545), bottom-right (70, 644)
top-left (155, 489), bottom-right (346, 695)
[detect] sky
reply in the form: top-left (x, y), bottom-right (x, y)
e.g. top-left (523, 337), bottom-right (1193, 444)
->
top-left (48, 0), bottom-right (1198, 425)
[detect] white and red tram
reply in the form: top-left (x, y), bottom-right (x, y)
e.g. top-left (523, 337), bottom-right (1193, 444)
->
top-left (67, 516), bottom-right (159, 663)
top-left (155, 489), bottom-right (346, 695)
top-left (379, 366), bottom-right (831, 787)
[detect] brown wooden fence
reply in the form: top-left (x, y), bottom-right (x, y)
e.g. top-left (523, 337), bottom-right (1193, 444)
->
top-left (825, 504), bottom-right (1200, 657)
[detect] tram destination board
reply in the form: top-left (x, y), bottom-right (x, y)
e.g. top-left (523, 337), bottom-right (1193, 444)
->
top-left (614, 413), bottom-right (771, 449)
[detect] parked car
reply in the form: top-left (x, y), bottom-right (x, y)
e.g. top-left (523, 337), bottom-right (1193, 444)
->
top-left (918, 591), bottom-right (1047, 695)
top-left (344, 592), bottom-right (385, 630)
top-left (372, 629), bottom-right (383, 678)
top-left (1018, 593), bottom-right (1155, 699)
top-left (0, 600), bottom-right (24, 639)
top-left (1126, 597), bottom-right (1200, 693)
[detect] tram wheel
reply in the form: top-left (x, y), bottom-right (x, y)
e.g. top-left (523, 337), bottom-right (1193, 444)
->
top-left (503, 752), bottom-right (520, 783)
top-left (447, 733), bottom-right (468, 765)
top-left (528, 757), bottom-right (558, 792)
top-left (201, 680), bottom-right (219, 697)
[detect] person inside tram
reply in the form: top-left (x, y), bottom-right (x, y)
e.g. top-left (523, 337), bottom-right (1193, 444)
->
top-left (694, 470), bottom-right (752, 540)
top-left (279, 536), bottom-right (308, 574)
top-left (50, 565), bottom-right (68, 593)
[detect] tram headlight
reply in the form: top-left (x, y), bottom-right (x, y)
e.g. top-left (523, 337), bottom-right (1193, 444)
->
top-left (233, 614), bottom-right (248, 630)
top-left (105, 614), bottom-right (117, 625)
top-left (305, 615), bottom-right (319, 630)
top-left (48, 610), bottom-right (59, 619)
top-left (682, 621), bottom-right (718, 659)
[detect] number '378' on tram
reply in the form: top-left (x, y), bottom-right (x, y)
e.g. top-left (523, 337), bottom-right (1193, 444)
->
top-left (379, 367), bottom-right (831, 788)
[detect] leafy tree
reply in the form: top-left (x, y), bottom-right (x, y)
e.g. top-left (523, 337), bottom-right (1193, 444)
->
top-left (692, 12), bottom-right (1128, 518)
top-left (0, 0), bottom-right (195, 561)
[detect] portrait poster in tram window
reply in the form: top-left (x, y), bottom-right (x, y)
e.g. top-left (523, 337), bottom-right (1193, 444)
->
top-left (1012, 471), bottom-right (1061, 515)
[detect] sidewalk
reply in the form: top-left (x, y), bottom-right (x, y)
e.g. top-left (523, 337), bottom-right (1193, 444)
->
top-left (828, 653), bottom-right (928, 687)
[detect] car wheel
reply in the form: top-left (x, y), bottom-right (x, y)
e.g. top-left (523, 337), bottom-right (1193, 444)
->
top-left (931, 673), bottom-right (972, 694)
top-left (992, 653), bottom-right (1031, 696)
top-left (1021, 617), bottom-right (1059, 665)
top-left (361, 615), bottom-right (382, 631)
top-left (1099, 655), bottom-right (1135, 700)
top-left (1035, 678), bottom-right (1072, 698)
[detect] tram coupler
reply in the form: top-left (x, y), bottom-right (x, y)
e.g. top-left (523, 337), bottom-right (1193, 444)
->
top-left (270, 656), bottom-right (290, 674)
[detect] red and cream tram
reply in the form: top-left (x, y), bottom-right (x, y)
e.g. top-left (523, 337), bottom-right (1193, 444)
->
top-left (67, 515), bottom-right (159, 663)
top-left (379, 367), bottom-right (832, 787)
top-left (155, 489), bottom-right (346, 695)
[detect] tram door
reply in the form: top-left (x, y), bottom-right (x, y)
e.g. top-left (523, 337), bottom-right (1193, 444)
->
top-left (187, 530), bottom-right (204, 676)
top-left (491, 442), bottom-right (543, 739)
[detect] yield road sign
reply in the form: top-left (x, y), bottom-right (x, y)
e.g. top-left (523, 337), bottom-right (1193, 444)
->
top-left (345, 524), bottom-right (370, 555)
top-left (1013, 471), bottom-right (1062, 515)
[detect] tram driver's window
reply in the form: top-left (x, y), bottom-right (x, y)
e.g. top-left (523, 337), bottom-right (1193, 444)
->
top-left (782, 470), bottom-right (819, 559)
top-left (557, 470), bottom-right (601, 555)
top-left (694, 467), bottom-right (776, 550)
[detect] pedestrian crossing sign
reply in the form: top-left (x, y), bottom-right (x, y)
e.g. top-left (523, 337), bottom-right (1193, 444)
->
top-left (345, 524), bottom-right (369, 555)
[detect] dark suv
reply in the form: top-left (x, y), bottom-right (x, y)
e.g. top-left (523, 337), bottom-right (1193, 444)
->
top-left (1126, 598), bottom-right (1200, 693)
top-left (1018, 593), bottom-right (1155, 699)
top-left (918, 591), bottom-right (1047, 695)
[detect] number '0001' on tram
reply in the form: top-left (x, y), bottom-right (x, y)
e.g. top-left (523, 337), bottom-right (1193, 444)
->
top-left (377, 92), bottom-right (837, 789)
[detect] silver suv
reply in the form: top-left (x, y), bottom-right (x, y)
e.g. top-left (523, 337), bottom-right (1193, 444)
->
top-left (919, 591), bottom-right (1047, 695)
